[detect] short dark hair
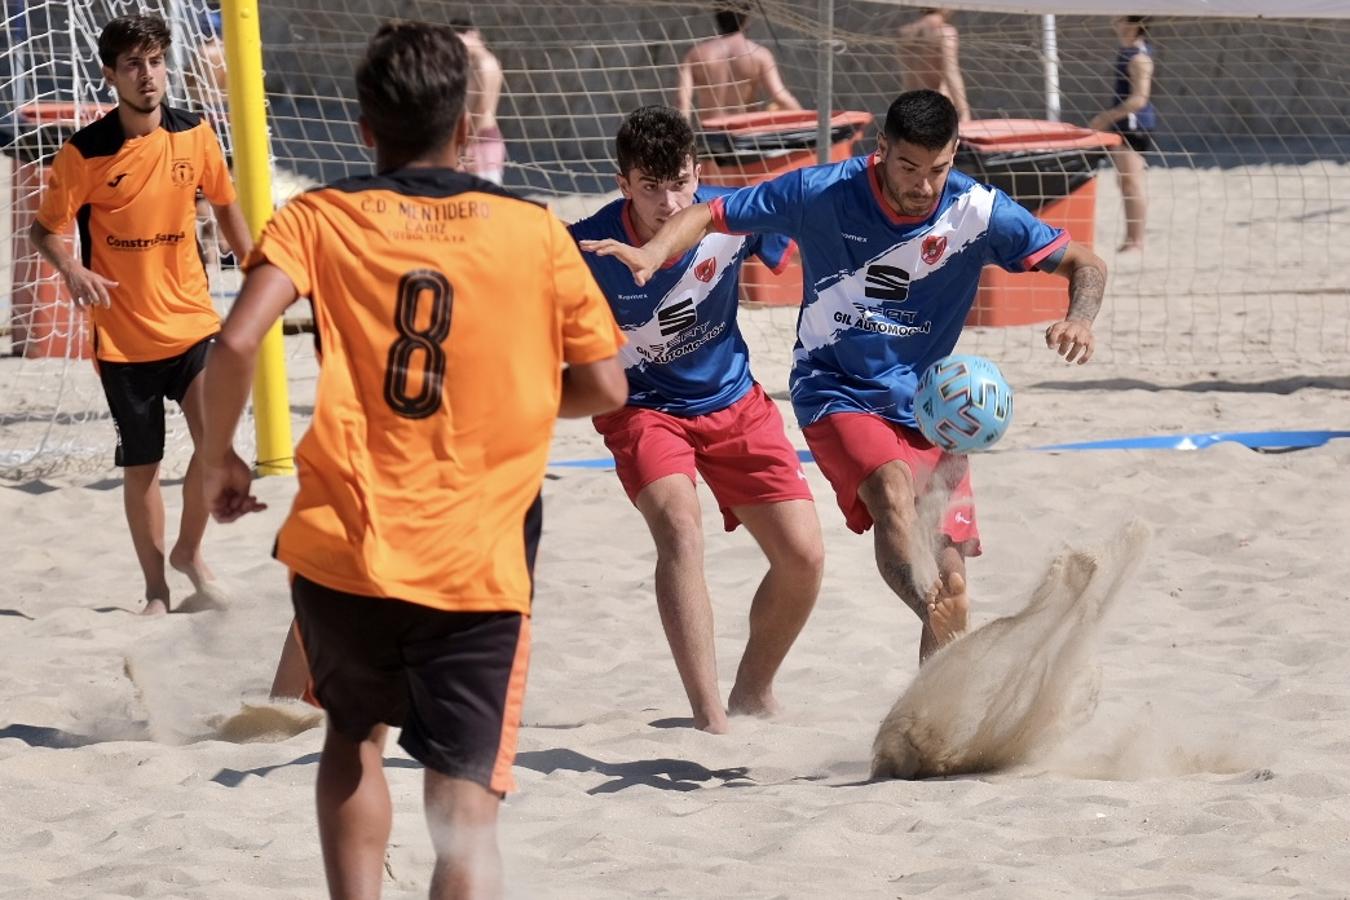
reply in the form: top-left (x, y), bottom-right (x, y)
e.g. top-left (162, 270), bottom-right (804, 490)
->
top-left (1125, 15), bottom-right (1150, 38)
top-left (616, 106), bottom-right (697, 181)
top-left (449, 17), bottom-right (474, 34)
top-left (356, 21), bottom-right (468, 169)
top-left (98, 14), bottom-right (172, 68)
top-left (713, 2), bottom-right (749, 35)
top-left (883, 90), bottom-right (959, 150)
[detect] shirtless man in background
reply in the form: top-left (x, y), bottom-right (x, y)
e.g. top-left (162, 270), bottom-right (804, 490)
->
top-left (677, 2), bottom-right (800, 125)
top-left (898, 9), bottom-right (972, 123)
top-left (451, 18), bottom-right (507, 184)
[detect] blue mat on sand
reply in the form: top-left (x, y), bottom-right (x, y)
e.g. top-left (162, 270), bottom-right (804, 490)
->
top-left (548, 430), bottom-right (1350, 468)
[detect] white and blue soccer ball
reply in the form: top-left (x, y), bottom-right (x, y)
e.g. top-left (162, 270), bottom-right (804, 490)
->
top-left (913, 354), bottom-right (1014, 453)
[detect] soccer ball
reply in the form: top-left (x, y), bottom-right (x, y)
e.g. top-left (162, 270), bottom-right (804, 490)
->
top-left (913, 354), bottom-right (1014, 453)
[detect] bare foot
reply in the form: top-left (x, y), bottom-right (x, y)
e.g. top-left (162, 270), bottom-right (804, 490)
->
top-left (727, 684), bottom-right (781, 719)
top-left (141, 596), bottom-right (170, 617)
top-left (169, 547), bottom-right (214, 592)
top-left (1116, 241), bottom-right (1144, 253)
top-left (693, 709), bottom-right (730, 734)
top-left (925, 570), bottom-right (969, 649)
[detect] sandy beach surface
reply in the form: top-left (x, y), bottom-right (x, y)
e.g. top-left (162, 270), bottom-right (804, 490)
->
top-left (3, 162), bottom-right (1350, 897)
top-left (4, 347), bottom-right (1350, 897)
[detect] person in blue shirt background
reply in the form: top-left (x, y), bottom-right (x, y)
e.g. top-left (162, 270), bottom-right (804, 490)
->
top-left (570, 106), bottom-right (823, 733)
top-left (582, 90), bottom-right (1108, 665)
top-left (1089, 15), bottom-right (1157, 252)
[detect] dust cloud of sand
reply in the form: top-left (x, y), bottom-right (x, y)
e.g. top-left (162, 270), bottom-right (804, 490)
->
top-left (872, 521), bottom-right (1151, 779)
top-left (119, 599), bottom-right (322, 746)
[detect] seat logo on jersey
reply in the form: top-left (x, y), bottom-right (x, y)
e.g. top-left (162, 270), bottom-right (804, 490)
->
top-left (921, 235), bottom-right (948, 265)
top-left (658, 297), bottom-right (697, 337)
top-left (864, 264), bottom-right (911, 301)
top-left (693, 257), bottom-right (717, 283)
top-left (171, 159), bottom-right (195, 187)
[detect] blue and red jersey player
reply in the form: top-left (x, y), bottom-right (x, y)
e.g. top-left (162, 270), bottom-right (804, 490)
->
top-left (570, 106), bottom-right (824, 734)
top-left (582, 90), bottom-right (1109, 663)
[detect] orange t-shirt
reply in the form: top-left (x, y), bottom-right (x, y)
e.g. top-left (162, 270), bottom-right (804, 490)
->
top-left (246, 168), bottom-right (622, 615)
top-left (36, 105), bottom-right (234, 362)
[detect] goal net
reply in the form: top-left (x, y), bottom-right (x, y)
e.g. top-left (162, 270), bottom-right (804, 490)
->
top-left (2, 0), bottom-right (1347, 479)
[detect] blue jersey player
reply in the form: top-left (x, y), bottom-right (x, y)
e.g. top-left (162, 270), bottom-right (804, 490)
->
top-left (570, 106), bottom-right (823, 733)
top-left (582, 91), bottom-right (1108, 664)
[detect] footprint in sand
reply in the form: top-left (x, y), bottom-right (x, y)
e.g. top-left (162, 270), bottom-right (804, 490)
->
top-left (871, 520), bottom-right (1150, 780)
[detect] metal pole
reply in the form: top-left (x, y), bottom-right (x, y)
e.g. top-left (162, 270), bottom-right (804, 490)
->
top-left (222, 0), bottom-right (294, 475)
top-left (1042, 14), bottom-right (1061, 122)
top-left (815, 0), bottom-right (834, 164)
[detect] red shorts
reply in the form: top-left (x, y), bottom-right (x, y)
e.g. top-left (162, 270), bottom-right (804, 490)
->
top-left (802, 412), bottom-right (981, 553)
top-left (593, 384), bottom-right (812, 531)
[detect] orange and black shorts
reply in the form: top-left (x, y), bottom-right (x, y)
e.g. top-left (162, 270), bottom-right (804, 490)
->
top-left (290, 573), bottom-right (531, 795)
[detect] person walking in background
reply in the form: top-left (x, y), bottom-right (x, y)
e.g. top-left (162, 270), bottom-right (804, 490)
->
top-left (186, 7), bottom-right (231, 269)
top-left (897, 9), bottom-right (971, 123)
top-left (185, 7), bottom-right (227, 115)
top-left (450, 17), bottom-right (507, 184)
top-left (1089, 15), bottom-right (1156, 253)
top-left (676, 1), bottom-right (800, 125)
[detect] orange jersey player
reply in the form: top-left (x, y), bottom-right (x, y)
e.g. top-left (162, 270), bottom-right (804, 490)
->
top-left (28, 13), bottom-right (253, 615)
top-left (198, 21), bottom-right (626, 900)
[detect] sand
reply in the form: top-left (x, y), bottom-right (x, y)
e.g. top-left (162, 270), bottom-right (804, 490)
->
top-left (3, 160), bottom-right (1350, 896)
top-left (4, 348), bottom-right (1350, 897)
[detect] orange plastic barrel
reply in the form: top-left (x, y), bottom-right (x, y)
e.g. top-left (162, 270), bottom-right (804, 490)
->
top-left (957, 119), bottom-right (1121, 327)
top-left (9, 101), bottom-right (105, 358)
top-left (698, 110), bottom-right (872, 306)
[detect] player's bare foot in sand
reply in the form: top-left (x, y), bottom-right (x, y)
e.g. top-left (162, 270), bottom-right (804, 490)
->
top-left (1116, 240), bottom-right (1144, 253)
top-left (141, 594), bottom-right (170, 617)
top-left (694, 710), bottom-right (730, 734)
top-left (728, 683), bottom-right (781, 719)
top-left (169, 546), bottom-right (214, 592)
top-left (920, 571), bottom-right (969, 660)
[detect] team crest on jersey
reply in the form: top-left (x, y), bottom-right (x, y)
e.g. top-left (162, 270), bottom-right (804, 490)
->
top-left (921, 234), bottom-right (948, 265)
top-left (693, 257), bottom-right (717, 283)
top-left (171, 159), bottom-right (195, 187)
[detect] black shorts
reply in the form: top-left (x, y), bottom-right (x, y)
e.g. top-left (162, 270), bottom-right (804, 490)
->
top-left (1114, 127), bottom-right (1155, 154)
top-left (98, 335), bottom-right (214, 467)
top-left (291, 573), bottom-right (531, 795)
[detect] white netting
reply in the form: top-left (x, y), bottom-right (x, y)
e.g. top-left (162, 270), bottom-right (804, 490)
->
top-left (2, 0), bottom-right (1348, 480)
top-left (249, 1), bottom-right (1350, 377)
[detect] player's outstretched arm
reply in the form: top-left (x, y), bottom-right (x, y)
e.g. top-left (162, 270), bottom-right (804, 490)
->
top-left (1044, 241), bottom-right (1107, 365)
top-left (28, 220), bottom-right (118, 308)
top-left (578, 201), bottom-right (714, 287)
top-left (200, 264), bottom-right (299, 522)
top-left (559, 356), bottom-right (628, 418)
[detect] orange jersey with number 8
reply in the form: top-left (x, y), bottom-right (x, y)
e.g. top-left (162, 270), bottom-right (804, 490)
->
top-left (245, 169), bottom-right (621, 614)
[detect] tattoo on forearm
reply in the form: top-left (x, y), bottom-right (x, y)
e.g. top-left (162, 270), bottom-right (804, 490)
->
top-left (1067, 263), bottom-right (1106, 322)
